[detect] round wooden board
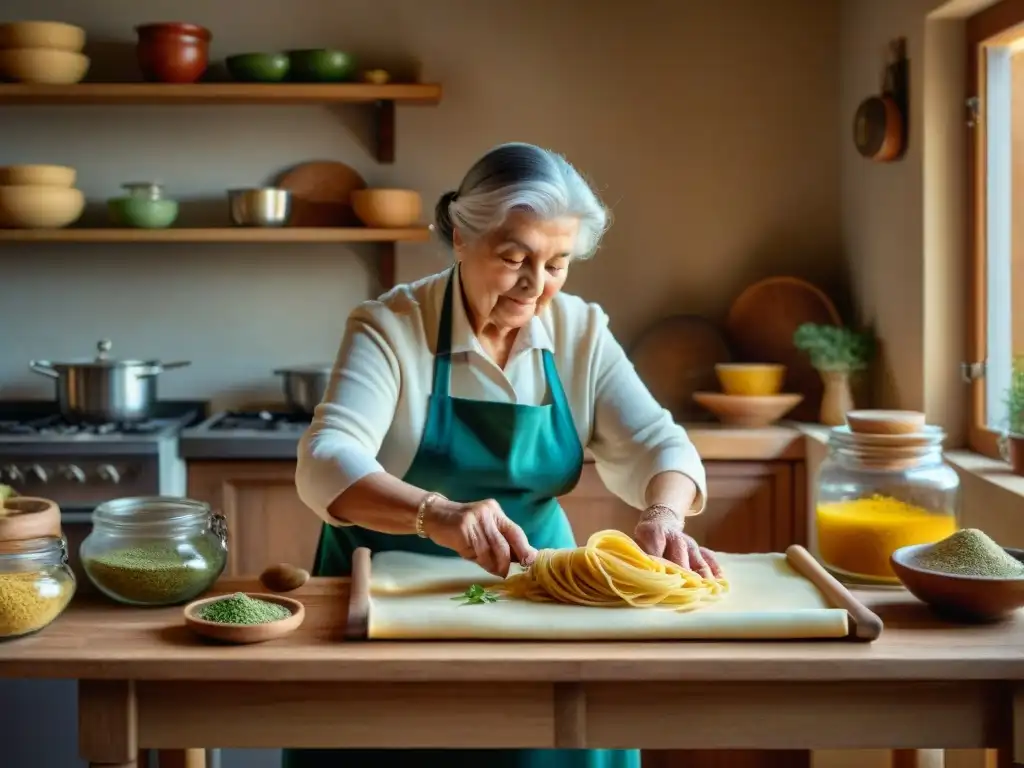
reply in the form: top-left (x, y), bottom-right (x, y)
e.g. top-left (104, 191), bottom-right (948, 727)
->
top-left (275, 160), bottom-right (366, 226)
top-left (725, 277), bottom-right (842, 423)
top-left (629, 315), bottom-right (733, 422)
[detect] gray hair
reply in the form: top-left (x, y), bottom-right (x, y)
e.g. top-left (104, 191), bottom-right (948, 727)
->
top-left (434, 142), bottom-right (610, 259)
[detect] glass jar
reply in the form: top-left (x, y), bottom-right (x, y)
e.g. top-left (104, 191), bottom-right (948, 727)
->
top-left (812, 428), bottom-right (960, 587)
top-left (121, 182), bottom-right (168, 201)
top-left (80, 496), bottom-right (228, 606)
top-left (0, 535), bottom-right (76, 640)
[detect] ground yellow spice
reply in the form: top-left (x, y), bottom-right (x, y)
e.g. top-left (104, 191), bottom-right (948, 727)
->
top-left (0, 571), bottom-right (73, 638)
top-left (816, 494), bottom-right (957, 580)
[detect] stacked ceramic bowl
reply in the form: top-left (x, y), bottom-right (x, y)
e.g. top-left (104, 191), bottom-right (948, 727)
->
top-left (0, 165), bottom-right (85, 229)
top-left (692, 364), bottom-right (804, 427)
top-left (0, 21), bottom-right (89, 83)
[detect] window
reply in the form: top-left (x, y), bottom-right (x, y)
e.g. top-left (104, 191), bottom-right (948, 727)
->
top-left (967, 1), bottom-right (1024, 459)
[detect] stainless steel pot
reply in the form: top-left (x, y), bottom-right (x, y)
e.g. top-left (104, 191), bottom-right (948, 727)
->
top-left (274, 365), bottom-right (332, 414)
top-left (228, 187), bottom-right (292, 227)
top-left (29, 339), bottom-right (191, 423)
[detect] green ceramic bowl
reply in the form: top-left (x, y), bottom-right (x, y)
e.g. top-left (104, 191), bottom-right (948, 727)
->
top-left (226, 52), bottom-right (290, 83)
top-left (286, 48), bottom-right (356, 82)
top-left (107, 198), bottom-right (179, 229)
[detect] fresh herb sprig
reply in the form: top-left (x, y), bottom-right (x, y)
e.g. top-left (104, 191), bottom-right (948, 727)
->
top-left (452, 584), bottom-right (500, 605)
top-left (1004, 356), bottom-right (1024, 435)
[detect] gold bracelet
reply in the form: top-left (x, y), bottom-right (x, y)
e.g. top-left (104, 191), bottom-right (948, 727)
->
top-left (415, 491), bottom-right (446, 539)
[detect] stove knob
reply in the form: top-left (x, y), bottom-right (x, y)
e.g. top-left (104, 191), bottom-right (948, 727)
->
top-left (27, 464), bottom-right (48, 483)
top-left (59, 465), bottom-right (86, 483)
top-left (2, 465), bottom-right (23, 483)
top-left (96, 464), bottom-right (121, 484)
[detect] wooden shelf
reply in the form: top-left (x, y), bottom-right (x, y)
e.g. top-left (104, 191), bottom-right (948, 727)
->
top-left (0, 227), bottom-right (431, 243)
top-left (0, 82), bottom-right (443, 163)
top-left (0, 82), bottom-right (442, 105)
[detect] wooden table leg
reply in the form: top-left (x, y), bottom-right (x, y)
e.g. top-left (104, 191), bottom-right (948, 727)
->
top-left (156, 749), bottom-right (207, 768)
top-left (79, 679), bottom-right (137, 768)
top-left (1012, 684), bottom-right (1024, 768)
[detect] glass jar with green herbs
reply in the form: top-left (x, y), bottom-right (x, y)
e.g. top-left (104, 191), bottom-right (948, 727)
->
top-left (80, 497), bottom-right (228, 606)
top-left (0, 535), bottom-right (76, 640)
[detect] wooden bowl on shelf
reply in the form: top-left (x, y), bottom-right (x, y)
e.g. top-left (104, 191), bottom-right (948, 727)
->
top-left (0, 165), bottom-right (76, 188)
top-left (0, 185), bottom-right (85, 229)
top-left (0, 21), bottom-right (86, 52)
top-left (351, 189), bottom-right (422, 228)
top-left (183, 593), bottom-right (305, 644)
top-left (692, 392), bottom-right (803, 428)
top-left (890, 544), bottom-right (1024, 622)
top-left (0, 48), bottom-right (89, 84)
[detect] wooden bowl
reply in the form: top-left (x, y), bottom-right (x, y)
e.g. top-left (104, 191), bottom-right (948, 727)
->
top-left (847, 409), bottom-right (926, 435)
top-left (351, 188), bottom-right (422, 228)
top-left (0, 21), bottom-right (86, 52)
top-left (692, 392), bottom-right (803, 428)
top-left (0, 185), bottom-right (85, 228)
top-left (714, 363), bottom-right (786, 396)
top-left (890, 544), bottom-right (1024, 622)
top-left (0, 165), bottom-right (76, 188)
top-left (183, 593), bottom-right (305, 644)
top-left (0, 48), bottom-right (89, 84)
top-left (0, 497), bottom-right (61, 542)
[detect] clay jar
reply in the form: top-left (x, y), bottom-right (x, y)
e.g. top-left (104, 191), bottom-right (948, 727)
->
top-left (135, 22), bottom-right (211, 84)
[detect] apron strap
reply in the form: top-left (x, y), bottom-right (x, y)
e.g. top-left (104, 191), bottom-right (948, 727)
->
top-left (431, 267), bottom-right (457, 398)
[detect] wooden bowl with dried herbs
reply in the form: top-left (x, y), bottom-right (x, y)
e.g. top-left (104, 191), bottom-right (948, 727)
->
top-left (184, 591), bottom-right (305, 644)
top-left (891, 529), bottom-right (1024, 622)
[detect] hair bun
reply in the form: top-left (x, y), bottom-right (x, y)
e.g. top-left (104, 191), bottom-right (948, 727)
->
top-left (433, 190), bottom-right (459, 247)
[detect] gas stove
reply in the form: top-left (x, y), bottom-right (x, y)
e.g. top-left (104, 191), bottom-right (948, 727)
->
top-left (0, 400), bottom-right (205, 514)
top-left (180, 409), bottom-right (311, 461)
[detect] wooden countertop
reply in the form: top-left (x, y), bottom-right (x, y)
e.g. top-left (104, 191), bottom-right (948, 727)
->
top-left (0, 577), bottom-right (1021, 682)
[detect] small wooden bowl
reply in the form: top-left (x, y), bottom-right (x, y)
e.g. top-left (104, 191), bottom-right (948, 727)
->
top-left (692, 392), bottom-right (803, 428)
top-left (890, 544), bottom-right (1024, 622)
top-left (847, 409), bottom-right (926, 435)
top-left (0, 497), bottom-right (61, 542)
top-left (183, 593), bottom-right (305, 644)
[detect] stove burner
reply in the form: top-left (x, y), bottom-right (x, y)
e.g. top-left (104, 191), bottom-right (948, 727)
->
top-left (0, 415), bottom-right (168, 437)
top-left (212, 410), bottom-right (311, 432)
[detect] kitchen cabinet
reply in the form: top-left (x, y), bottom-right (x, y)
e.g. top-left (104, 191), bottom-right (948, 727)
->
top-left (186, 461), bottom-right (321, 577)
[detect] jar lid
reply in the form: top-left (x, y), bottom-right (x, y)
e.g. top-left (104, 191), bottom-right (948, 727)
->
top-left (829, 425), bottom-right (946, 470)
top-left (92, 496), bottom-right (211, 527)
top-left (0, 496), bottom-right (61, 543)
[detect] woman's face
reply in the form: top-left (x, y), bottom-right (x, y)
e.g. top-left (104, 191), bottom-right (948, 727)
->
top-left (454, 209), bottom-right (579, 332)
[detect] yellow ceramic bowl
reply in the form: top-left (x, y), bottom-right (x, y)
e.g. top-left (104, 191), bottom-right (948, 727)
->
top-left (714, 363), bottom-right (786, 396)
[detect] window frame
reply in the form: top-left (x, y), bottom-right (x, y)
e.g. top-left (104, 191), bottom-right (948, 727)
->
top-left (966, 0), bottom-right (1024, 459)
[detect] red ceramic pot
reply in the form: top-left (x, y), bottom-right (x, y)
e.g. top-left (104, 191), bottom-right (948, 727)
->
top-left (135, 22), bottom-right (212, 84)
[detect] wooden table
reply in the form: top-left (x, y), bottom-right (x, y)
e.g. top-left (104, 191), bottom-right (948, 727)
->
top-left (0, 578), bottom-right (1022, 768)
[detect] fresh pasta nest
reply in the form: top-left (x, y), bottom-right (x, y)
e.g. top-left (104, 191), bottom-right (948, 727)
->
top-left (499, 529), bottom-right (729, 611)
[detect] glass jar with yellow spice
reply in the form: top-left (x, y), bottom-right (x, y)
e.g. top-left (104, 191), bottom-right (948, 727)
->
top-left (0, 535), bottom-right (76, 640)
top-left (813, 426), bottom-right (960, 586)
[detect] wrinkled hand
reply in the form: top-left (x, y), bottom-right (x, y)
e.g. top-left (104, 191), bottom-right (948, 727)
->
top-left (633, 506), bottom-right (723, 579)
top-left (422, 497), bottom-right (537, 578)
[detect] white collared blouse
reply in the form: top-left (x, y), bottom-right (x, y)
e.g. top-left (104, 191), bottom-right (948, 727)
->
top-left (296, 267), bottom-right (707, 526)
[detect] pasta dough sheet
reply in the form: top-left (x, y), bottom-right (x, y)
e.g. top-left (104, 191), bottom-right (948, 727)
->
top-left (368, 551), bottom-right (849, 640)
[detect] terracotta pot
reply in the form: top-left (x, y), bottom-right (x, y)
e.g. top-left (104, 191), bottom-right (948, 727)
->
top-left (135, 22), bottom-right (211, 84)
top-left (819, 370), bottom-right (854, 426)
top-left (1004, 434), bottom-right (1024, 476)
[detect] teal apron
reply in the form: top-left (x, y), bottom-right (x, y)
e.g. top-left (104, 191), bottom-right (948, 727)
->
top-left (283, 269), bottom-right (640, 768)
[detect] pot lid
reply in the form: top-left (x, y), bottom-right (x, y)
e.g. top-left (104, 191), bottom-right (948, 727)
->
top-left (45, 339), bottom-right (162, 368)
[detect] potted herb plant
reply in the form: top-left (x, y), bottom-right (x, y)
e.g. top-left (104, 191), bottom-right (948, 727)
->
top-left (1002, 357), bottom-right (1024, 475)
top-left (792, 323), bottom-right (875, 426)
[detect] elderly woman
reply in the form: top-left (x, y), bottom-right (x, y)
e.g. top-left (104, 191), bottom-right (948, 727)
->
top-left (286, 142), bottom-right (718, 768)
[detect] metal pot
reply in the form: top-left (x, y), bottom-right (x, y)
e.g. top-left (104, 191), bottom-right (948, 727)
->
top-left (274, 365), bottom-right (332, 414)
top-left (29, 339), bottom-right (191, 423)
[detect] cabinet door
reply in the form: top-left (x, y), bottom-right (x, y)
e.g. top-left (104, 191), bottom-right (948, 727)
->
top-left (187, 461), bottom-right (322, 577)
top-left (561, 461), bottom-right (796, 554)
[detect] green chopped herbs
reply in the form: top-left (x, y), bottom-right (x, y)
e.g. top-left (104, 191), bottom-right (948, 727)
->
top-left (910, 528), bottom-right (1024, 578)
top-left (198, 593), bottom-right (292, 625)
top-left (452, 584), bottom-right (500, 605)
